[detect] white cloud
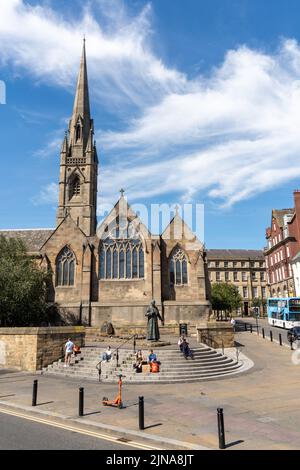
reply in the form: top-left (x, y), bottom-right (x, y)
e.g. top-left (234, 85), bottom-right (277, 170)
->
top-left (100, 40), bottom-right (300, 206)
top-left (32, 182), bottom-right (58, 206)
top-left (2, 1), bottom-right (300, 207)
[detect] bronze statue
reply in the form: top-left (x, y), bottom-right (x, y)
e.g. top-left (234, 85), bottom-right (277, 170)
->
top-left (145, 300), bottom-right (163, 341)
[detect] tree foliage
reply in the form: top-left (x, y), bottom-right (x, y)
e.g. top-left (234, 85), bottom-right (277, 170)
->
top-left (211, 282), bottom-right (242, 314)
top-left (0, 236), bottom-right (53, 326)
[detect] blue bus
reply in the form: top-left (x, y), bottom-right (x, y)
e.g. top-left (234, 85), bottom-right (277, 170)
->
top-left (267, 297), bottom-right (300, 328)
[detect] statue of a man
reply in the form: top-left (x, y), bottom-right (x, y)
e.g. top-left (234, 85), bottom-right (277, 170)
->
top-left (145, 300), bottom-right (163, 341)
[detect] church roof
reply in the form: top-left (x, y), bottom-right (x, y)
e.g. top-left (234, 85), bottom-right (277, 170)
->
top-left (0, 229), bottom-right (54, 252)
top-left (207, 249), bottom-right (265, 260)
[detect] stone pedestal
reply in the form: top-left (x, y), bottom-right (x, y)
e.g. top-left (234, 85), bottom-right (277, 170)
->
top-left (196, 321), bottom-right (234, 348)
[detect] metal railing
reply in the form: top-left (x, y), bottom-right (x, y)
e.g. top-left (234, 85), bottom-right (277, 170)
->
top-left (95, 334), bottom-right (137, 382)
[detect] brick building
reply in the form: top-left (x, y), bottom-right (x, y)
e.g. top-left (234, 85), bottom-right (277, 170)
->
top-left (0, 42), bottom-right (210, 328)
top-left (264, 192), bottom-right (300, 298)
top-left (207, 249), bottom-right (268, 315)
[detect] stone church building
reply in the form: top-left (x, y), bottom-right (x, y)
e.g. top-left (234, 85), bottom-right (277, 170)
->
top-left (1, 43), bottom-right (211, 329)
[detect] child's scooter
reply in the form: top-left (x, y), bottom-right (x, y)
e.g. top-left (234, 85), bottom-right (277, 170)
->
top-left (102, 374), bottom-right (125, 409)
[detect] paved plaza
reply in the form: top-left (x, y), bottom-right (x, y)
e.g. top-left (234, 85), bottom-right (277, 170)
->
top-left (0, 328), bottom-right (300, 450)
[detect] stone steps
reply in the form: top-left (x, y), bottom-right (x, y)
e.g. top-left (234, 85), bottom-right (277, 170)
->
top-left (42, 342), bottom-right (246, 383)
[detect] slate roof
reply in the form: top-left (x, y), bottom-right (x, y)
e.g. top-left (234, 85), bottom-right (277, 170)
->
top-left (0, 229), bottom-right (54, 252)
top-left (207, 249), bottom-right (265, 260)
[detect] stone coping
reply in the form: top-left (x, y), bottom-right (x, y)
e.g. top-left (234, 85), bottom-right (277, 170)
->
top-left (0, 326), bottom-right (85, 335)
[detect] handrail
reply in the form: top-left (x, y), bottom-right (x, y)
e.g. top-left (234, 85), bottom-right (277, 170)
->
top-left (95, 334), bottom-right (137, 382)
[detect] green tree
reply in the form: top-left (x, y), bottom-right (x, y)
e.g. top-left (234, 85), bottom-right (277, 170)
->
top-left (0, 236), bottom-right (53, 326)
top-left (211, 283), bottom-right (242, 318)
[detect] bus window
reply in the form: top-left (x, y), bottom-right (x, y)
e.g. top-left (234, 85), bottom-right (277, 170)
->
top-left (289, 299), bottom-right (300, 312)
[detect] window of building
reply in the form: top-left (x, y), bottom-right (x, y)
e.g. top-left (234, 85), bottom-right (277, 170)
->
top-left (224, 261), bottom-right (228, 268)
top-left (75, 124), bottom-right (81, 142)
top-left (278, 233), bottom-right (281, 242)
top-left (287, 246), bottom-right (290, 258)
top-left (216, 272), bottom-right (221, 281)
top-left (99, 238), bottom-right (144, 280)
top-left (233, 261), bottom-right (237, 268)
top-left (215, 261), bottom-right (220, 268)
top-left (241, 261), bottom-right (246, 268)
top-left (69, 174), bottom-right (80, 199)
top-left (262, 287), bottom-right (266, 298)
top-left (243, 287), bottom-right (248, 298)
top-left (252, 287), bottom-right (258, 298)
top-left (260, 272), bottom-right (265, 282)
top-left (225, 271), bottom-right (229, 281)
top-left (233, 272), bottom-right (238, 282)
top-left (56, 246), bottom-right (76, 287)
top-left (250, 261), bottom-right (255, 268)
top-left (251, 271), bottom-right (256, 281)
top-left (169, 247), bottom-right (188, 286)
top-left (242, 272), bottom-right (247, 281)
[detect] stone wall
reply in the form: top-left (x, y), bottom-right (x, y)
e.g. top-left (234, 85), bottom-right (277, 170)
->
top-left (197, 321), bottom-right (234, 348)
top-left (0, 326), bottom-right (85, 372)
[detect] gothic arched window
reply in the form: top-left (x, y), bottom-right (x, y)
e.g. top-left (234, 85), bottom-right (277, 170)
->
top-left (169, 247), bottom-right (188, 286)
top-left (56, 246), bottom-right (76, 286)
top-left (69, 175), bottom-right (81, 199)
top-left (99, 239), bottom-right (144, 280)
top-left (75, 124), bottom-right (81, 142)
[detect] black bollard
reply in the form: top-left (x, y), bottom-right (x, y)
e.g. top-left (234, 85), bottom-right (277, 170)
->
top-left (217, 408), bottom-right (226, 450)
top-left (270, 331), bottom-right (273, 342)
top-left (250, 324), bottom-right (253, 333)
top-left (139, 396), bottom-right (144, 430)
top-left (133, 335), bottom-right (136, 353)
top-left (279, 333), bottom-right (282, 346)
top-left (79, 387), bottom-right (84, 417)
top-left (262, 328), bottom-right (265, 339)
top-left (116, 349), bottom-right (119, 368)
top-left (32, 379), bottom-right (38, 407)
top-left (244, 323), bottom-right (247, 331)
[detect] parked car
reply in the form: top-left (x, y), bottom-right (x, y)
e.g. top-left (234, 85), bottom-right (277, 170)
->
top-left (287, 327), bottom-right (300, 343)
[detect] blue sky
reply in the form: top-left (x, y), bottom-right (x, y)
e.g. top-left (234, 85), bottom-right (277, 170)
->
top-left (1, 0), bottom-right (300, 249)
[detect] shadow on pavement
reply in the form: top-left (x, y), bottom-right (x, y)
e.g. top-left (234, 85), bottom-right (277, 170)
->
top-left (144, 423), bottom-right (162, 430)
top-left (225, 439), bottom-right (244, 449)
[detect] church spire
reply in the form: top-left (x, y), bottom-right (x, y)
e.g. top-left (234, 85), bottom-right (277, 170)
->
top-left (69, 39), bottom-right (91, 148)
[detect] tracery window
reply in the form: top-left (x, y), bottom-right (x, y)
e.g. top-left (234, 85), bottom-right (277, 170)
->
top-left (169, 247), bottom-right (188, 286)
top-left (56, 246), bottom-right (76, 286)
top-left (99, 239), bottom-right (144, 280)
top-left (69, 175), bottom-right (80, 199)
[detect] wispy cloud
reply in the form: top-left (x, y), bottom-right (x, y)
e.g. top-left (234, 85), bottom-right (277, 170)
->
top-left (3, 1), bottom-right (300, 208)
top-left (32, 182), bottom-right (58, 206)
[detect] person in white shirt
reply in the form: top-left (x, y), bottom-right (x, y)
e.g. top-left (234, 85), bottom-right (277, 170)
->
top-left (102, 346), bottom-right (112, 362)
top-left (64, 338), bottom-right (74, 367)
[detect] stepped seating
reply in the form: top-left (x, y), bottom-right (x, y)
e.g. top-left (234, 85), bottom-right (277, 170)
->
top-left (42, 343), bottom-right (244, 384)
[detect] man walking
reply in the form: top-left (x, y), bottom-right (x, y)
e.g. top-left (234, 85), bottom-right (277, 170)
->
top-left (64, 338), bottom-right (74, 367)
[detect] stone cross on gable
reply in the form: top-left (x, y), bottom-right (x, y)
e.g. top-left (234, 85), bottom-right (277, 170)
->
top-left (120, 188), bottom-right (125, 197)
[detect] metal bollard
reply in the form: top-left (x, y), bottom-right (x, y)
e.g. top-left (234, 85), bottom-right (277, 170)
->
top-left (133, 335), bottom-right (136, 353)
top-left (270, 331), bottom-right (273, 342)
top-left (32, 379), bottom-right (38, 407)
top-left (217, 408), bottom-right (226, 450)
top-left (279, 333), bottom-right (282, 346)
top-left (79, 387), bottom-right (84, 417)
top-left (262, 328), bottom-right (265, 339)
top-left (244, 323), bottom-right (247, 331)
top-left (250, 324), bottom-right (253, 333)
top-left (116, 349), bottom-right (119, 368)
top-left (139, 396), bottom-right (145, 430)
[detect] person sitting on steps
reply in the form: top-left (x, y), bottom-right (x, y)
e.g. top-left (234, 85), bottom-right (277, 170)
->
top-left (102, 346), bottom-right (112, 362)
top-left (133, 350), bottom-right (144, 373)
top-left (181, 339), bottom-right (194, 360)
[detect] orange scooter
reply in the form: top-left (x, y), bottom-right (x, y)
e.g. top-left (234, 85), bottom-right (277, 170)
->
top-left (102, 374), bottom-right (125, 409)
